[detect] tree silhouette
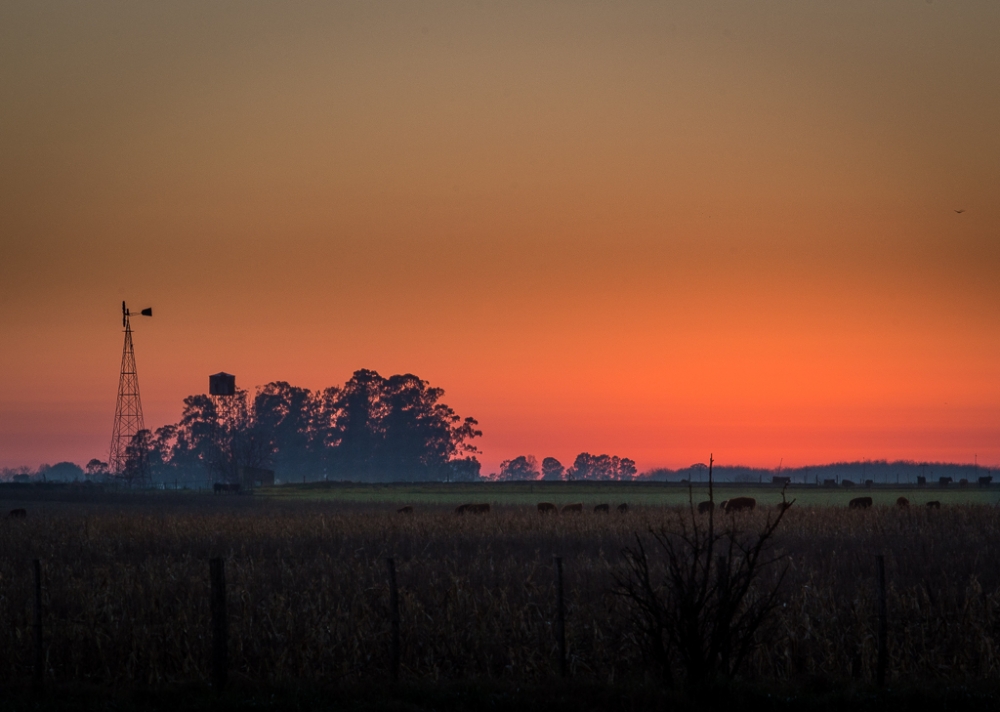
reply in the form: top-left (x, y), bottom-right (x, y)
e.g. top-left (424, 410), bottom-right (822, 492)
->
top-left (567, 452), bottom-right (637, 481)
top-left (154, 369), bottom-right (481, 483)
top-left (498, 455), bottom-right (540, 481)
top-left (541, 457), bottom-right (565, 481)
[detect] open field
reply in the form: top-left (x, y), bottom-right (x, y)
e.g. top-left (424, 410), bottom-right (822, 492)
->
top-left (1, 486), bottom-right (1000, 709)
top-left (261, 480), bottom-right (1000, 509)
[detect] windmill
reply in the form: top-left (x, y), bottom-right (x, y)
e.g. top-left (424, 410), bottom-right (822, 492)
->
top-left (109, 301), bottom-right (152, 478)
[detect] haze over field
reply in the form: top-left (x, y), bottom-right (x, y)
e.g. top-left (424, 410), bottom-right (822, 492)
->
top-left (2, 1), bottom-right (999, 472)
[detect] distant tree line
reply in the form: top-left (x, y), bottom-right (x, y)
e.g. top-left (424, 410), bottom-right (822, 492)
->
top-left (645, 460), bottom-right (994, 484)
top-left (490, 453), bottom-right (638, 481)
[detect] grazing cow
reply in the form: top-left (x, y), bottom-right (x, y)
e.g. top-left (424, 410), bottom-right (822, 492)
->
top-left (594, 503), bottom-right (610, 513)
top-left (979, 476), bottom-right (993, 487)
top-left (772, 476), bottom-right (791, 486)
top-left (926, 500), bottom-right (941, 509)
top-left (7, 508), bottom-right (26, 519)
top-left (939, 477), bottom-right (953, 487)
top-left (823, 479), bottom-right (837, 488)
top-left (959, 479), bottom-right (969, 487)
top-left (697, 501), bottom-right (715, 515)
top-left (562, 503), bottom-right (583, 514)
top-left (842, 480), bottom-right (855, 488)
top-left (616, 503), bottom-right (629, 514)
top-left (213, 482), bottom-right (240, 494)
top-left (896, 497), bottom-right (909, 508)
top-left (724, 497), bottom-right (756, 513)
top-left (917, 476), bottom-right (927, 486)
top-left (849, 497), bottom-right (873, 509)
top-left (537, 502), bottom-right (558, 515)
top-left (396, 506), bottom-right (413, 515)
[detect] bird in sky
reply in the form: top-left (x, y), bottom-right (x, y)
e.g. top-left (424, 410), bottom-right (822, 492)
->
top-left (954, 209), bottom-right (966, 214)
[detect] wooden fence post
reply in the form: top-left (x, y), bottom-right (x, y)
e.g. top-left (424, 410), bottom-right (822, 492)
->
top-left (32, 559), bottom-right (43, 692)
top-left (875, 554), bottom-right (888, 686)
top-left (554, 556), bottom-right (567, 678)
top-left (209, 558), bottom-right (228, 690)
top-left (386, 558), bottom-right (400, 682)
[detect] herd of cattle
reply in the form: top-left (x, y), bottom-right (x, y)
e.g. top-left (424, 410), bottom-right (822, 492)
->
top-left (392, 495), bottom-right (951, 516)
top-left (1, 496), bottom-right (957, 521)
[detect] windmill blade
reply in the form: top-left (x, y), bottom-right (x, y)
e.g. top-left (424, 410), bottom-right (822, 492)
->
top-left (141, 308), bottom-right (152, 317)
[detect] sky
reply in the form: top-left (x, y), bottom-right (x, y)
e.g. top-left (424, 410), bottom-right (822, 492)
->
top-left (1, 1), bottom-right (999, 473)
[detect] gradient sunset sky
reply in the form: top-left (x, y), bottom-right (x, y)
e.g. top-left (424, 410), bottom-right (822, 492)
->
top-left (2, 1), bottom-right (998, 473)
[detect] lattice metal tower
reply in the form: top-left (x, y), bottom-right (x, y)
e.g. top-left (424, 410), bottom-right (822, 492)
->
top-left (109, 302), bottom-right (151, 475)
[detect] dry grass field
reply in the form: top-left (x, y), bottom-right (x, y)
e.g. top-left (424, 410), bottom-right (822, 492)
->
top-left (1, 486), bottom-right (1000, 699)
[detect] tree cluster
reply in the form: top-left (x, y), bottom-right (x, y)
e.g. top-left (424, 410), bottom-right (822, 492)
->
top-left (138, 369), bottom-right (481, 483)
top-left (493, 452), bottom-right (637, 481)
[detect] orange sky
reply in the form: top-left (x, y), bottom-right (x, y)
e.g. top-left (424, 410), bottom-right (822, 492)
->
top-left (2, 1), bottom-right (999, 472)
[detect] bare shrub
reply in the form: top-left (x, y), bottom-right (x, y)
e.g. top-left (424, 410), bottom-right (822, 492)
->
top-left (615, 459), bottom-right (793, 688)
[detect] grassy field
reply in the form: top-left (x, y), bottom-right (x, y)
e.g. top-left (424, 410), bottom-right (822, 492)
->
top-left (261, 480), bottom-right (1000, 508)
top-left (2, 484), bottom-right (999, 708)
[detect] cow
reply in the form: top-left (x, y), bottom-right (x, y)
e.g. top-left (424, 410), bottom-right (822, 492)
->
top-left (979, 476), bottom-right (993, 487)
top-left (959, 479), bottom-right (969, 487)
top-left (724, 497), bottom-right (756, 513)
top-left (616, 503), bottom-right (629, 514)
top-left (896, 497), bottom-right (909, 508)
top-left (593, 503), bottom-right (610, 513)
top-left (455, 503), bottom-right (490, 514)
top-left (697, 501), bottom-right (715, 515)
top-left (823, 479), bottom-right (837, 488)
top-left (537, 502), bottom-right (558, 515)
top-left (842, 480), bottom-right (855, 488)
top-left (396, 506), bottom-right (413, 515)
top-left (926, 500), bottom-right (941, 509)
top-left (939, 477), bottom-right (953, 487)
top-left (849, 497), bottom-right (873, 509)
top-left (7, 508), bottom-right (26, 519)
top-left (561, 503), bottom-right (583, 514)
top-left (213, 482), bottom-right (241, 494)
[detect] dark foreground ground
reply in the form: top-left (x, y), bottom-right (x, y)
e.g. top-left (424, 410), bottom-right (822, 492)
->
top-left (2, 485), bottom-right (999, 711)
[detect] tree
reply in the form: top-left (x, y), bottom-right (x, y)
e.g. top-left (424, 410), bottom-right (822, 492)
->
top-left (209, 390), bottom-right (273, 484)
top-left (254, 381), bottom-right (319, 478)
top-left (120, 430), bottom-right (153, 487)
top-left (448, 457), bottom-right (482, 482)
top-left (45, 461), bottom-right (85, 481)
top-left (498, 455), bottom-right (540, 481)
top-left (167, 395), bottom-right (220, 471)
top-left (567, 453), bottom-right (637, 481)
top-left (541, 457), bottom-right (565, 481)
top-left (327, 370), bottom-right (481, 481)
top-left (85, 459), bottom-right (109, 479)
top-left (329, 369), bottom-right (386, 479)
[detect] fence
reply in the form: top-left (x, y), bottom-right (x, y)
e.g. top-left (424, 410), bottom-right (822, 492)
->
top-left (13, 552), bottom-right (897, 691)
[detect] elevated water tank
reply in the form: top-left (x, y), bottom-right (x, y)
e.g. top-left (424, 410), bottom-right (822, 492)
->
top-left (209, 372), bottom-right (236, 396)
